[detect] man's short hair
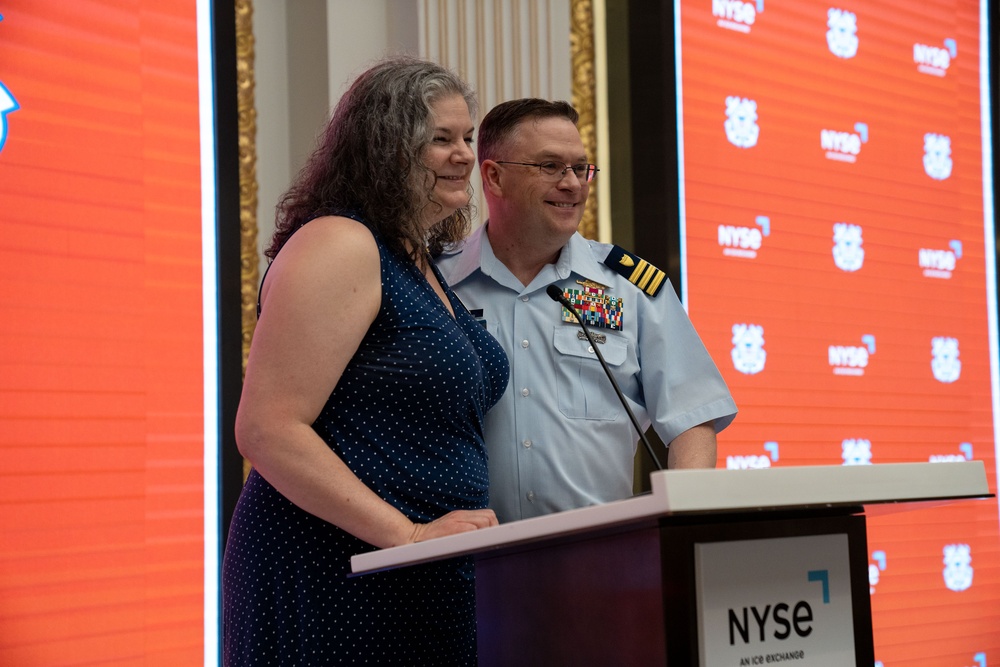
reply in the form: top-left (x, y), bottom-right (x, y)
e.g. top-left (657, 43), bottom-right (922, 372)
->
top-left (477, 98), bottom-right (579, 163)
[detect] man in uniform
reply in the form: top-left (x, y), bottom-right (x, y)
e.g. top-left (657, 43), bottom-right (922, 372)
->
top-left (437, 98), bottom-right (737, 523)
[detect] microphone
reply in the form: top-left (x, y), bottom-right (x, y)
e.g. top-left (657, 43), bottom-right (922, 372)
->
top-left (545, 284), bottom-right (664, 471)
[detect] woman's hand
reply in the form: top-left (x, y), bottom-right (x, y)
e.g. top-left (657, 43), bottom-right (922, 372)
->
top-left (407, 509), bottom-right (499, 544)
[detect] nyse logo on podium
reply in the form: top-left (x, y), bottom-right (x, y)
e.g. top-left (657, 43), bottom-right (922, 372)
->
top-left (696, 534), bottom-right (855, 666)
top-left (727, 571), bottom-right (823, 647)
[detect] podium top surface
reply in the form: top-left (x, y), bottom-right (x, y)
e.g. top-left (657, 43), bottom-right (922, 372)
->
top-left (351, 461), bottom-right (991, 575)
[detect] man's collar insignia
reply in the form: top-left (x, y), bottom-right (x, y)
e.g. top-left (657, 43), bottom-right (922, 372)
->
top-left (577, 278), bottom-right (609, 291)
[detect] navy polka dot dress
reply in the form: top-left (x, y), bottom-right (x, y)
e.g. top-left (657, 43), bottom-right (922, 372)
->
top-left (222, 220), bottom-right (509, 666)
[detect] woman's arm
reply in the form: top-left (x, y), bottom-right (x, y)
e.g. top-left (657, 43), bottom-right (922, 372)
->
top-left (236, 216), bottom-right (496, 548)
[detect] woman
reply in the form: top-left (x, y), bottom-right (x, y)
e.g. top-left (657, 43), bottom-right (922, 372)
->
top-left (222, 57), bottom-right (509, 666)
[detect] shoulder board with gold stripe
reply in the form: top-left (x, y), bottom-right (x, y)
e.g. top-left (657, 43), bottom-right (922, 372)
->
top-left (603, 245), bottom-right (667, 297)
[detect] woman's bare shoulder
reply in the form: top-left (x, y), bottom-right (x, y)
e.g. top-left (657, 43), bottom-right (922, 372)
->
top-left (261, 215), bottom-right (381, 305)
top-left (287, 214), bottom-right (377, 255)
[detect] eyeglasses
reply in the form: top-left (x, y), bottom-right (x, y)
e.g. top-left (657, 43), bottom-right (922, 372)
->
top-left (494, 160), bottom-right (600, 183)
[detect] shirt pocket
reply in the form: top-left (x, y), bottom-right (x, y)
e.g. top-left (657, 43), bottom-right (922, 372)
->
top-left (552, 327), bottom-right (628, 420)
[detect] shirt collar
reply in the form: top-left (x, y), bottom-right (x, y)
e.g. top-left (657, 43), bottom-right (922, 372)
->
top-left (440, 223), bottom-right (488, 285)
top-left (554, 231), bottom-right (608, 284)
top-left (444, 223), bottom-right (609, 292)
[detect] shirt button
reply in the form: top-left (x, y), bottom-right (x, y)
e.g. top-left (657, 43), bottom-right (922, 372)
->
top-left (526, 491), bottom-right (535, 502)
top-left (587, 345), bottom-right (594, 353)
top-left (521, 339), bottom-right (530, 348)
top-left (521, 296), bottom-right (529, 302)
top-left (522, 439), bottom-right (532, 448)
top-left (521, 387), bottom-right (530, 397)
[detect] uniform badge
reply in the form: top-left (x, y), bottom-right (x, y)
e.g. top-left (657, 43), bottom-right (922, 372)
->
top-left (604, 245), bottom-right (666, 297)
top-left (468, 308), bottom-right (488, 330)
top-left (557, 280), bottom-right (623, 332)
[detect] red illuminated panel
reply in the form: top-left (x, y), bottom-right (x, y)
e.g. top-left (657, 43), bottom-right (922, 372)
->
top-left (0, 2), bottom-right (205, 665)
top-left (679, 0), bottom-right (998, 663)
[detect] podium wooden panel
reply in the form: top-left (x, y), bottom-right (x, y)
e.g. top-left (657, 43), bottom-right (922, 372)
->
top-left (352, 462), bottom-right (991, 665)
top-left (475, 510), bottom-right (873, 665)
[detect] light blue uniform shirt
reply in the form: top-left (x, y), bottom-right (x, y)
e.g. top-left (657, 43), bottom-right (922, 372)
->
top-left (437, 225), bottom-right (737, 523)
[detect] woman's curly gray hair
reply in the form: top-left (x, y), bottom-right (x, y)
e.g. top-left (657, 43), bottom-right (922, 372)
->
top-left (267, 56), bottom-right (477, 263)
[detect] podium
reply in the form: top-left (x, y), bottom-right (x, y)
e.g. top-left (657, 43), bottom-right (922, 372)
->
top-left (352, 462), bottom-right (991, 666)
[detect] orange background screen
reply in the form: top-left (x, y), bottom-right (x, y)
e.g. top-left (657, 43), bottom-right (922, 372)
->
top-left (0, 2), bottom-right (207, 665)
top-left (678, 0), bottom-right (998, 664)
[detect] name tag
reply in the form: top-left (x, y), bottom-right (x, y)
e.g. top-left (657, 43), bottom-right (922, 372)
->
top-left (469, 308), bottom-right (487, 329)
